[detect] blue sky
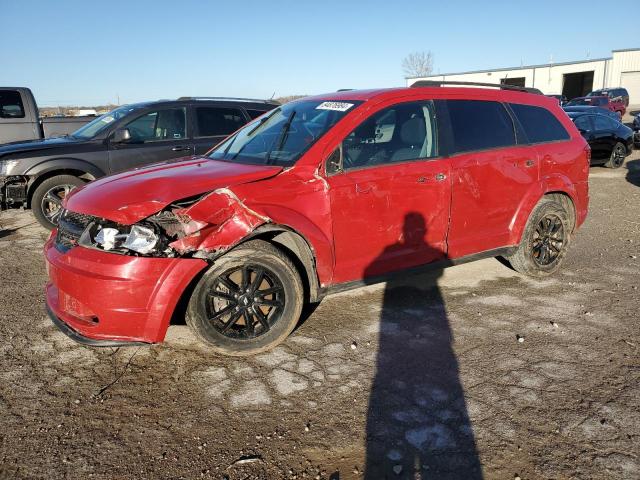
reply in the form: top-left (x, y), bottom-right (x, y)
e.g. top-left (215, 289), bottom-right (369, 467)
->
top-left (2, 0), bottom-right (637, 106)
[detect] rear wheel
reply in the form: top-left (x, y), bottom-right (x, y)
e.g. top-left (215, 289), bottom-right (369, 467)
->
top-left (31, 175), bottom-right (85, 230)
top-left (186, 240), bottom-right (303, 356)
top-left (604, 142), bottom-right (626, 169)
top-left (505, 198), bottom-right (571, 277)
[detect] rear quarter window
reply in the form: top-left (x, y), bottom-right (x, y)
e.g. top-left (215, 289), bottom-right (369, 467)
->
top-left (246, 109), bottom-right (269, 120)
top-left (195, 107), bottom-right (245, 137)
top-left (0, 90), bottom-right (25, 119)
top-left (446, 100), bottom-right (516, 154)
top-left (509, 103), bottom-right (570, 143)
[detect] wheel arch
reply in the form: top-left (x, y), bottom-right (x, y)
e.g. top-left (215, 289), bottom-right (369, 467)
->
top-left (242, 224), bottom-right (322, 303)
top-left (510, 176), bottom-right (579, 245)
top-left (25, 159), bottom-right (105, 207)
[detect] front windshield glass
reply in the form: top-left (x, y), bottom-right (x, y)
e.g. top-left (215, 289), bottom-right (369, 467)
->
top-left (209, 99), bottom-right (361, 166)
top-left (71, 105), bottom-right (142, 139)
top-left (567, 98), bottom-right (595, 106)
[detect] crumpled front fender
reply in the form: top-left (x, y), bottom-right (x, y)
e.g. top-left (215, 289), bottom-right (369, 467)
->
top-left (169, 187), bottom-right (270, 255)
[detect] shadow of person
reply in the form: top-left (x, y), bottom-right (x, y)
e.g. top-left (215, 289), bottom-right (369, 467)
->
top-left (363, 212), bottom-right (483, 479)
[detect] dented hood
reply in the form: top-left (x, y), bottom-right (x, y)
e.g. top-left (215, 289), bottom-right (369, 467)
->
top-left (64, 157), bottom-right (282, 224)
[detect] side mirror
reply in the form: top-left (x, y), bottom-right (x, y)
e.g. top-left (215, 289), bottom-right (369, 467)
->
top-left (111, 128), bottom-right (131, 143)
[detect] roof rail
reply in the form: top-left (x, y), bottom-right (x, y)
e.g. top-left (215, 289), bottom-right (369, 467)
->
top-left (410, 80), bottom-right (542, 95)
top-left (336, 88), bottom-right (354, 92)
top-left (176, 96), bottom-right (279, 104)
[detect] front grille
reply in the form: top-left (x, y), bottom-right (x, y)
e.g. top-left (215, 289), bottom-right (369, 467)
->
top-left (55, 209), bottom-right (96, 252)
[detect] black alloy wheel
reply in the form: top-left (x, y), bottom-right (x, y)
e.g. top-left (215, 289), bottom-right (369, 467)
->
top-left (207, 265), bottom-right (285, 339)
top-left (531, 214), bottom-right (565, 266)
top-left (186, 239), bottom-right (303, 356)
top-left (607, 143), bottom-right (626, 169)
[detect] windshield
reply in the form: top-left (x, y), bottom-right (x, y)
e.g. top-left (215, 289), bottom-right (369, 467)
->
top-left (209, 100), bottom-right (361, 166)
top-left (71, 105), bottom-right (143, 139)
top-left (567, 98), bottom-right (603, 106)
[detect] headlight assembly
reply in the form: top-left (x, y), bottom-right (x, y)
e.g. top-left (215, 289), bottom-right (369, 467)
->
top-left (0, 160), bottom-right (19, 176)
top-left (82, 223), bottom-right (160, 255)
top-left (122, 225), bottom-right (158, 254)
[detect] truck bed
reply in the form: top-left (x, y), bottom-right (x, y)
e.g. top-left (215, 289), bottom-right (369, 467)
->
top-left (41, 116), bottom-right (94, 138)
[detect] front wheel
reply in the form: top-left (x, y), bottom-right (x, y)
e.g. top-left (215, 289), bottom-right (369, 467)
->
top-left (31, 175), bottom-right (85, 229)
top-left (505, 198), bottom-right (571, 277)
top-left (186, 240), bottom-right (303, 356)
top-left (604, 142), bottom-right (626, 169)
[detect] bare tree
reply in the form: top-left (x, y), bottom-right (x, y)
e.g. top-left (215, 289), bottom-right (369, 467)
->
top-left (402, 51), bottom-right (434, 78)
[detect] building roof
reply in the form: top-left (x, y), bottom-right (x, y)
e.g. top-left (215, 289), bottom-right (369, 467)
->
top-left (406, 57), bottom-right (612, 80)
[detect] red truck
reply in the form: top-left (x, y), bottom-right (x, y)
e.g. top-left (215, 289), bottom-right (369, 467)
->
top-left (44, 82), bottom-right (590, 355)
top-left (565, 95), bottom-right (626, 119)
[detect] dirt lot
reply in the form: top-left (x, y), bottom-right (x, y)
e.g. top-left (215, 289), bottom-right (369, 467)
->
top-left (1, 153), bottom-right (639, 480)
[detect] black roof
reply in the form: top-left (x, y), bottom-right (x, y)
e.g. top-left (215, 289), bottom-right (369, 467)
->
top-left (118, 97), bottom-right (279, 110)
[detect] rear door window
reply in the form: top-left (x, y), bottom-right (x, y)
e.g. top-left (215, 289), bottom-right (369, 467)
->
top-left (195, 107), bottom-right (245, 137)
top-left (0, 90), bottom-right (25, 119)
top-left (446, 100), bottom-right (516, 153)
top-left (509, 103), bottom-right (570, 143)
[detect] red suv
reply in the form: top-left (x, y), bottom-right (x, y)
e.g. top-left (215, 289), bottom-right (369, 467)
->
top-left (566, 95), bottom-right (626, 118)
top-left (44, 84), bottom-right (590, 355)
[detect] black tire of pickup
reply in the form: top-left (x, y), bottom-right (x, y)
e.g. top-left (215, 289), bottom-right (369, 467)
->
top-left (505, 198), bottom-right (571, 278)
top-left (31, 175), bottom-right (85, 230)
top-left (186, 240), bottom-right (303, 356)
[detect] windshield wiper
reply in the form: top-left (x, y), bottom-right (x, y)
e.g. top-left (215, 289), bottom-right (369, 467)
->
top-left (223, 108), bottom-right (282, 158)
top-left (265, 110), bottom-right (296, 165)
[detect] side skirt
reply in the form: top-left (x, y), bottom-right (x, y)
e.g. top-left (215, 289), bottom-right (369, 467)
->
top-left (320, 246), bottom-right (516, 297)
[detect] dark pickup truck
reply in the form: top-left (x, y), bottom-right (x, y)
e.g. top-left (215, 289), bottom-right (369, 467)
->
top-left (0, 88), bottom-right (95, 144)
top-left (0, 96), bottom-right (279, 228)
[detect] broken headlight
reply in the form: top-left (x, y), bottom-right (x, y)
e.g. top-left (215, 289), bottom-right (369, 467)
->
top-left (94, 225), bottom-right (158, 254)
top-left (80, 223), bottom-right (161, 255)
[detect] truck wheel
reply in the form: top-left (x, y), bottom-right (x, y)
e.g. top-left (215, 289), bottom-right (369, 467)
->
top-left (186, 240), bottom-right (303, 356)
top-left (604, 142), bottom-right (626, 169)
top-left (505, 198), bottom-right (571, 277)
top-left (32, 175), bottom-right (85, 229)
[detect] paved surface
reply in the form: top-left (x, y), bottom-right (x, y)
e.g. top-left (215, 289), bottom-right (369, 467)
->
top-left (0, 153), bottom-right (639, 479)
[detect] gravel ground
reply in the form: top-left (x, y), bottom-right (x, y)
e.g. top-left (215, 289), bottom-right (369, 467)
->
top-left (0, 152), bottom-right (639, 479)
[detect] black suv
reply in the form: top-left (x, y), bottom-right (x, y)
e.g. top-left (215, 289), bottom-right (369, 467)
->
top-left (0, 97), bottom-right (279, 228)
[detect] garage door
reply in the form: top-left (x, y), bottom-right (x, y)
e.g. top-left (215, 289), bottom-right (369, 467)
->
top-left (621, 71), bottom-right (640, 105)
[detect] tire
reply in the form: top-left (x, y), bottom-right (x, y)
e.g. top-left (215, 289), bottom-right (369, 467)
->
top-left (186, 239), bottom-right (303, 356)
top-left (31, 175), bottom-right (85, 230)
top-left (505, 198), bottom-right (571, 278)
top-left (604, 142), bottom-right (626, 169)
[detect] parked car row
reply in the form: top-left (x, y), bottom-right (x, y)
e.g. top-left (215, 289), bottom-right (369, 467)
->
top-left (545, 87), bottom-right (630, 114)
top-left (0, 96), bottom-right (279, 228)
top-left (565, 95), bottom-right (626, 118)
top-left (42, 82), bottom-right (591, 355)
top-left (561, 101), bottom-right (634, 168)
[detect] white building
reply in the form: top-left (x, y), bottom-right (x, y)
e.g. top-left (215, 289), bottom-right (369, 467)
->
top-left (407, 48), bottom-right (640, 104)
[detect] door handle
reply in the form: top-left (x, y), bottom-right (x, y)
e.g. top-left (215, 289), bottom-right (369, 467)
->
top-left (524, 159), bottom-right (535, 167)
top-left (355, 184), bottom-right (372, 194)
top-left (171, 145), bottom-right (190, 152)
top-left (435, 173), bottom-right (446, 181)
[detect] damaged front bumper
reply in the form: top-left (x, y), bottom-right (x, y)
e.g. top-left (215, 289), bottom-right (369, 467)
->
top-left (0, 175), bottom-right (28, 210)
top-left (44, 233), bottom-right (208, 344)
